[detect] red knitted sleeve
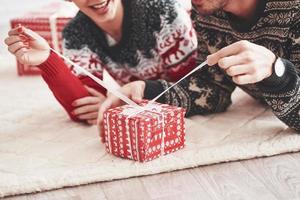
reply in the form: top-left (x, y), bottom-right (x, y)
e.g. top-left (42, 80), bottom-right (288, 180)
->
top-left (38, 51), bottom-right (94, 122)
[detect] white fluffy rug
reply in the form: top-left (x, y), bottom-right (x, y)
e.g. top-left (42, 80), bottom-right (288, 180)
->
top-left (1, 61), bottom-right (300, 198)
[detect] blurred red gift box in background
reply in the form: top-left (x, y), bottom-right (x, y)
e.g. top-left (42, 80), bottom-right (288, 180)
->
top-left (10, 2), bottom-right (78, 75)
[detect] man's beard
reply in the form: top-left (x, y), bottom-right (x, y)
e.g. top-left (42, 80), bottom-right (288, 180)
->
top-left (193, 0), bottom-right (228, 16)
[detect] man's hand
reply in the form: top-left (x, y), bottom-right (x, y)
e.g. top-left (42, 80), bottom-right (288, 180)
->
top-left (72, 86), bottom-right (106, 125)
top-left (207, 40), bottom-right (276, 85)
top-left (97, 81), bottom-right (145, 142)
top-left (4, 25), bottom-right (50, 66)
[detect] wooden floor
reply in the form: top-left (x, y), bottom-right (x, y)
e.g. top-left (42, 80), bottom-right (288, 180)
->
top-left (3, 152), bottom-right (300, 200)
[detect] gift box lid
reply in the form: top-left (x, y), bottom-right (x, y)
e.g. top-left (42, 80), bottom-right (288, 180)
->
top-left (106, 101), bottom-right (186, 121)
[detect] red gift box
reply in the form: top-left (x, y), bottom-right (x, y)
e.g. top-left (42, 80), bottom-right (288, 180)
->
top-left (10, 2), bottom-right (78, 76)
top-left (103, 101), bottom-right (186, 162)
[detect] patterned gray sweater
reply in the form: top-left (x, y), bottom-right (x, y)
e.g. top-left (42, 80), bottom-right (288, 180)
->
top-left (144, 0), bottom-right (300, 132)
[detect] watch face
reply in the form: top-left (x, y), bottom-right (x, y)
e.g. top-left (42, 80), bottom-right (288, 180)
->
top-left (274, 58), bottom-right (285, 77)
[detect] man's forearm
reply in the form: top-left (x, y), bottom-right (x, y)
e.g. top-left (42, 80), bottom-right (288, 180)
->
top-left (143, 69), bottom-right (235, 116)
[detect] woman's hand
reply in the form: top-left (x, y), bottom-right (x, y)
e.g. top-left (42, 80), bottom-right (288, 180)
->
top-left (97, 81), bottom-right (145, 142)
top-left (4, 25), bottom-right (50, 66)
top-left (72, 86), bottom-right (106, 125)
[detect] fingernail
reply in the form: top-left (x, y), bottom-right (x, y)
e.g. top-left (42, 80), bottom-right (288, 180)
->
top-left (206, 55), bottom-right (214, 66)
top-left (23, 41), bottom-right (29, 46)
top-left (17, 26), bottom-right (23, 33)
top-left (20, 35), bottom-right (27, 41)
top-left (135, 98), bottom-right (142, 103)
top-left (206, 55), bottom-right (212, 61)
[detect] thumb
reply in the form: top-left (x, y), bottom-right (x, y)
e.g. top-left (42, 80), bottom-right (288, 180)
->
top-left (207, 53), bottom-right (220, 66)
top-left (22, 26), bottom-right (50, 50)
top-left (132, 90), bottom-right (143, 103)
top-left (19, 26), bottom-right (41, 42)
top-left (97, 99), bottom-right (113, 142)
top-left (97, 100), bottom-right (111, 126)
top-left (131, 82), bottom-right (145, 103)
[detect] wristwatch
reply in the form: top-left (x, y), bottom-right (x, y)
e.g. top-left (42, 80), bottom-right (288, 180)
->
top-left (272, 57), bottom-right (285, 77)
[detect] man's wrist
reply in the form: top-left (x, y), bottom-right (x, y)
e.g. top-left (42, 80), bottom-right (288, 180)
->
top-left (257, 58), bottom-right (294, 92)
top-left (264, 52), bottom-right (277, 79)
top-left (262, 57), bottom-right (286, 84)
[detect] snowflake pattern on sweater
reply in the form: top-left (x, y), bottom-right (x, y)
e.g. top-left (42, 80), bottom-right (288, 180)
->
top-left (146, 0), bottom-right (300, 132)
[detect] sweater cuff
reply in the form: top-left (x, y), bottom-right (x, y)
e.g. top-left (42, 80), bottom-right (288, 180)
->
top-left (37, 50), bottom-right (68, 78)
top-left (144, 80), bottom-right (166, 103)
top-left (257, 58), bottom-right (297, 93)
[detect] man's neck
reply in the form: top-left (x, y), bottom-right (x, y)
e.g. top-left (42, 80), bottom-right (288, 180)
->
top-left (223, 0), bottom-right (259, 20)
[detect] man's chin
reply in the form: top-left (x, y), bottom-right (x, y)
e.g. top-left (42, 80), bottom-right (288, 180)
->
top-left (198, 11), bottom-right (215, 16)
top-left (194, 5), bottom-right (220, 16)
top-left (196, 9), bottom-right (216, 16)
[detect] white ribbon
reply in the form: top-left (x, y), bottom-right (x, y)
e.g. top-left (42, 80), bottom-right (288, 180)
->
top-left (119, 104), bottom-right (165, 161)
top-left (49, 47), bottom-right (144, 109)
top-left (48, 47), bottom-right (206, 161)
top-left (150, 60), bottom-right (207, 103)
top-left (49, 13), bottom-right (60, 52)
top-left (48, 2), bottom-right (79, 52)
top-left (24, 27), bottom-right (207, 160)
top-left (105, 112), bottom-right (112, 154)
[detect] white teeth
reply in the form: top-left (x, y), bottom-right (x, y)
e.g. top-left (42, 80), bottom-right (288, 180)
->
top-left (91, 1), bottom-right (107, 9)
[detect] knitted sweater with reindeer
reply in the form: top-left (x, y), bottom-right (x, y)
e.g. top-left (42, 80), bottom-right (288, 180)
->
top-left (144, 0), bottom-right (300, 132)
top-left (62, 0), bottom-right (197, 89)
top-left (38, 0), bottom-right (197, 121)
